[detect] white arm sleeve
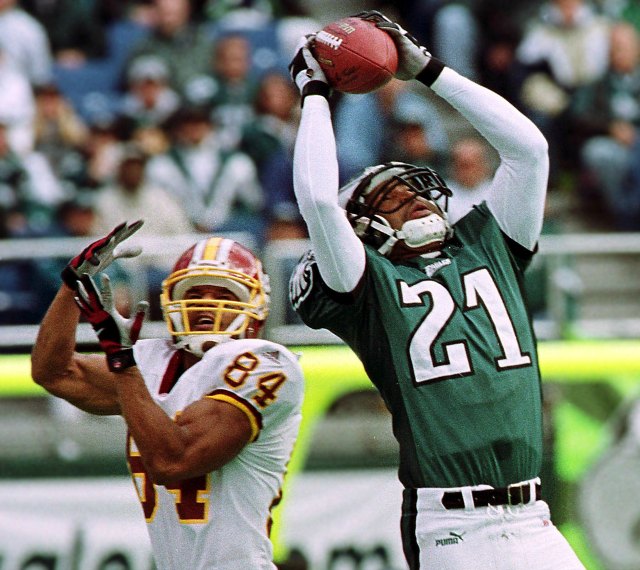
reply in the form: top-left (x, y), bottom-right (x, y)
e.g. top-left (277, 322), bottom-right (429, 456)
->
top-left (293, 96), bottom-right (366, 293)
top-left (431, 67), bottom-right (549, 250)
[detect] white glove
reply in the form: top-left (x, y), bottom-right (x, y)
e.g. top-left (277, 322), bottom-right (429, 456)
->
top-left (288, 35), bottom-right (330, 101)
top-left (61, 220), bottom-right (144, 289)
top-left (355, 11), bottom-right (432, 81)
top-left (75, 273), bottom-right (149, 372)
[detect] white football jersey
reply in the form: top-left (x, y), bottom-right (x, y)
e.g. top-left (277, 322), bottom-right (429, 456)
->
top-left (127, 338), bottom-right (305, 570)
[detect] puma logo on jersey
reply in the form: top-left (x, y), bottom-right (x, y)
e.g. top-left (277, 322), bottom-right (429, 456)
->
top-left (435, 531), bottom-right (465, 546)
top-left (424, 258), bottom-right (451, 278)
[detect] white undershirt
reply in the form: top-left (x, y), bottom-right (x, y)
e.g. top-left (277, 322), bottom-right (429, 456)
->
top-left (293, 66), bottom-right (549, 293)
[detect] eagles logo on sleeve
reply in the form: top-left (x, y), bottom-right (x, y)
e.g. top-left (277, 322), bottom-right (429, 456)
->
top-left (289, 250), bottom-right (316, 310)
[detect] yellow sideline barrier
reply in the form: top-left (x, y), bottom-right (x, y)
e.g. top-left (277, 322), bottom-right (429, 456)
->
top-left (2, 340), bottom-right (640, 569)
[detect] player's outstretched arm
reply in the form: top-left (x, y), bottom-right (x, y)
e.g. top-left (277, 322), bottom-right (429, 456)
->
top-left (427, 69), bottom-right (548, 250)
top-left (290, 37), bottom-right (366, 293)
top-left (31, 284), bottom-right (122, 415)
top-left (359, 10), bottom-right (549, 250)
top-left (32, 221), bottom-right (145, 415)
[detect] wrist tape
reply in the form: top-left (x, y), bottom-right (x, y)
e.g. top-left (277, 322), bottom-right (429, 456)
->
top-left (416, 57), bottom-right (445, 87)
top-left (301, 81), bottom-right (331, 106)
top-left (107, 348), bottom-right (136, 372)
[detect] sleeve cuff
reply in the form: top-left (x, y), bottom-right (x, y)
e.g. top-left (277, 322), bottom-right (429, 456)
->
top-left (207, 391), bottom-right (262, 442)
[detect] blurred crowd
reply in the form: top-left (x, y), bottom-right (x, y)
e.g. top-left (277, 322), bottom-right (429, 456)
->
top-left (1, 0), bottom-right (640, 325)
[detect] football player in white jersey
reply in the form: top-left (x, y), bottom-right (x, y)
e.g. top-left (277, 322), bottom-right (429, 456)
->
top-left (31, 221), bottom-right (305, 570)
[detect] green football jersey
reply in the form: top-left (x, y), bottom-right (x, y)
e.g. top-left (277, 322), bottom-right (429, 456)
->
top-left (290, 203), bottom-right (543, 489)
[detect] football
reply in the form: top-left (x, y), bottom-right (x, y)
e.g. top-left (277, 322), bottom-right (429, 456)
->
top-left (312, 17), bottom-right (398, 94)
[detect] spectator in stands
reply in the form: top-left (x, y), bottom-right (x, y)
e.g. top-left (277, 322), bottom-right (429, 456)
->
top-left (273, 0), bottom-right (322, 63)
top-left (570, 21), bottom-right (640, 229)
top-left (119, 55), bottom-right (181, 129)
top-left (92, 143), bottom-right (196, 317)
top-left (0, 120), bottom-right (66, 237)
top-left (514, 0), bottom-right (612, 174)
top-left (68, 116), bottom-right (127, 192)
top-left (128, 119), bottom-right (170, 159)
top-left (387, 1), bottom-right (534, 104)
top-left (444, 136), bottom-right (495, 224)
top-left (334, 78), bottom-right (449, 183)
top-left (123, 0), bottom-right (212, 100)
top-left (516, 0), bottom-right (611, 92)
top-left (203, 0), bottom-right (275, 25)
top-left (115, 54), bottom-right (180, 159)
top-left (475, 5), bottom-right (525, 104)
top-left (146, 105), bottom-right (265, 241)
top-left (203, 0), bottom-right (295, 78)
top-left (21, 0), bottom-right (107, 67)
top-left (242, 71), bottom-right (299, 166)
top-left (33, 82), bottom-right (89, 183)
top-left (421, 1), bottom-right (482, 80)
top-left (241, 70), bottom-right (304, 239)
top-left (0, 45), bottom-right (36, 156)
top-left (602, 0), bottom-right (640, 31)
top-left (30, 195), bottom-right (99, 308)
top-left (92, 143), bottom-right (194, 238)
top-left (0, 0), bottom-right (53, 87)
top-left (381, 103), bottom-right (449, 176)
top-left (96, 0), bottom-right (157, 28)
top-left (193, 33), bottom-right (261, 149)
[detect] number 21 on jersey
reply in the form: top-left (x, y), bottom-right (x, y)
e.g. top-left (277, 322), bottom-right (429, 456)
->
top-left (399, 267), bottom-right (532, 383)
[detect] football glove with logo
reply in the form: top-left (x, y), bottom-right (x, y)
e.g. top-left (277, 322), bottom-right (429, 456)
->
top-left (354, 10), bottom-right (434, 81)
top-left (74, 274), bottom-right (149, 372)
top-left (61, 220), bottom-right (144, 290)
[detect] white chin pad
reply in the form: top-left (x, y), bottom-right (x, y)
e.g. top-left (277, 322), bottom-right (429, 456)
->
top-left (401, 215), bottom-right (449, 248)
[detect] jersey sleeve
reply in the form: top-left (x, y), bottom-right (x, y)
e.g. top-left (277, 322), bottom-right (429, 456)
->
top-left (289, 248), bottom-right (368, 340)
top-left (456, 202), bottom-right (535, 274)
top-left (430, 67), bottom-right (549, 251)
top-left (293, 95), bottom-right (367, 293)
top-left (204, 341), bottom-right (304, 442)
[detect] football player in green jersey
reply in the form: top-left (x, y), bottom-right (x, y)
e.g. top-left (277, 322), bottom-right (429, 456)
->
top-left (287, 10), bottom-right (586, 570)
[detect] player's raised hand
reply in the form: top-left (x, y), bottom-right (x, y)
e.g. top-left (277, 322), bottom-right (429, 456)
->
top-left (288, 35), bottom-right (330, 101)
top-left (74, 273), bottom-right (149, 372)
top-left (354, 10), bottom-right (432, 81)
top-left (61, 220), bottom-right (144, 290)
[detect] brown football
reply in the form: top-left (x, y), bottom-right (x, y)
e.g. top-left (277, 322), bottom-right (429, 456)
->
top-left (312, 17), bottom-right (398, 94)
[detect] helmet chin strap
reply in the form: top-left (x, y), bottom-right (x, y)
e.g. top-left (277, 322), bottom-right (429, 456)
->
top-left (177, 313), bottom-right (249, 357)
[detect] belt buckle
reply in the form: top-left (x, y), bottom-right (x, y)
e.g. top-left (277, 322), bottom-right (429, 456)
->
top-left (507, 483), bottom-right (524, 506)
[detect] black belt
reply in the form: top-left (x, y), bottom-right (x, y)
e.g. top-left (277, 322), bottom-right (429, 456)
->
top-left (441, 482), bottom-right (541, 510)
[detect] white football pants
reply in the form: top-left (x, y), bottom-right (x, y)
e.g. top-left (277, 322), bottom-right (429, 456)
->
top-left (401, 479), bottom-right (585, 569)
